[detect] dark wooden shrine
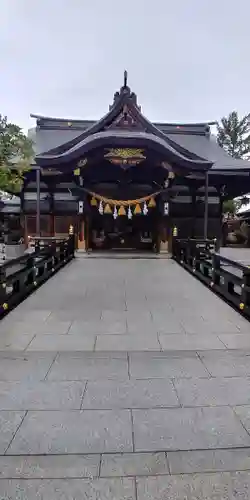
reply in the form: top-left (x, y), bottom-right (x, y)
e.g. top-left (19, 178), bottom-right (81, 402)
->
top-left (11, 72), bottom-right (250, 252)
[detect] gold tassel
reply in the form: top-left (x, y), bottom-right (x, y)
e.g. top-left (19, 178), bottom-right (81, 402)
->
top-left (118, 205), bottom-right (126, 216)
top-left (90, 197), bottom-right (97, 206)
top-left (104, 203), bottom-right (112, 214)
top-left (134, 203), bottom-right (142, 215)
top-left (148, 197), bottom-right (156, 208)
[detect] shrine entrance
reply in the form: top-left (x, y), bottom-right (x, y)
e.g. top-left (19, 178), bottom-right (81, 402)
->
top-left (88, 211), bottom-right (159, 252)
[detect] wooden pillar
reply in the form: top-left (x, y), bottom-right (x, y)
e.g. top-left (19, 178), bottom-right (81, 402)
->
top-left (36, 167), bottom-right (41, 236)
top-left (77, 217), bottom-right (86, 250)
top-left (23, 215), bottom-right (28, 248)
top-left (204, 171), bottom-right (209, 239)
top-left (191, 187), bottom-right (197, 238)
top-left (49, 214), bottom-right (55, 236)
top-left (85, 217), bottom-right (90, 252)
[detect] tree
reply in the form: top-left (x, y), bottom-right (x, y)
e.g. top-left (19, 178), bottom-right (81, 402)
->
top-left (222, 199), bottom-right (239, 215)
top-left (0, 114), bottom-right (33, 192)
top-left (217, 111), bottom-right (250, 159)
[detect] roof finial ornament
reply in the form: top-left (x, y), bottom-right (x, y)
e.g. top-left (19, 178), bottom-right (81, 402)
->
top-left (124, 70), bottom-right (128, 88)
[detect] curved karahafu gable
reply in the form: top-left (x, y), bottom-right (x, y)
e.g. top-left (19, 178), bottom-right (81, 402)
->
top-left (36, 130), bottom-right (211, 170)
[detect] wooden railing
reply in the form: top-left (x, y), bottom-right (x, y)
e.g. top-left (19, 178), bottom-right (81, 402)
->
top-left (0, 235), bottom-right (75, 318)
top-left (172, 238), bottom-right (250, 318)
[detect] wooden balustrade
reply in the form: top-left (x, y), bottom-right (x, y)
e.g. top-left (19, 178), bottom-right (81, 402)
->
top-left (0, 235), bottom-right (75, 318)
top-left (172, 238), bottom-right (250, 318)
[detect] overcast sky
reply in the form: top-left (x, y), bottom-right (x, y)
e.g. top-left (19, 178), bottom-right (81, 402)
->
top-left (0, 0), bottom-right (249, 132)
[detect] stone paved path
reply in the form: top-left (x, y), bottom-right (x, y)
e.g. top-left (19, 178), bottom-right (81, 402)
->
top-left (0, 257), bottom-right (250, 498)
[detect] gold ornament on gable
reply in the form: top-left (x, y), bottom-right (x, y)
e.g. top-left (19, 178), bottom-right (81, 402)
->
top-left (104, 148), bottom-right (146, 166)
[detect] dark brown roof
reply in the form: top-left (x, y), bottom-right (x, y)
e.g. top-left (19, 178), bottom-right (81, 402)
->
top-left (30, 79), bottom-right (250, 173)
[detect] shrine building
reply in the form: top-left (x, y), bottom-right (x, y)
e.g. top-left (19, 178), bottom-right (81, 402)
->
top-left (19, 72), bottom-right (250, 252)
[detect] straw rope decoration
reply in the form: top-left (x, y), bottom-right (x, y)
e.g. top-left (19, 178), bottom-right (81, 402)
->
top-left (88, 190), bottom-right (160, 207)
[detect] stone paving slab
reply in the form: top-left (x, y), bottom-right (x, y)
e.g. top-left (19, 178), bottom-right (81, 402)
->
top-left (0, 477), bottom-right (136, 500)
top-left (199, 351), bottom-right (250, 377)
top-left (132, 407), bottom-right (250, 451)
top-left (0, 320), bottom-right (72, 335)
top-left (0, 454), bottom-right (100, 479)
top-left (167, 448), bottom-right (250, 474)
top-left (0, 333), bottom-right (35, 351)
top-left (0, 381), bottom-right (86, 410)
top-left (26, 334), bottom-right (95, 351)
top-left (81, 379), bottom-right (179, 409)
top-left (0, 354), bottom-right (55, 381)
top-left (218, 334), bottom-right (250, 349)
top-left (129, 353), bottom-right (209, 379)
top-left (3, 309), bottom-right (51, 323)
top-left (159, 334), bottom-right (225, 351)
top-left (68, 319), bottom-right (127, 335)
top-left (7, 410), bottom-right (133, 455)
top-left (100, 452), bottom-right (169, 477)
top-left (0, 411), bottom-right (25, 454)
top-left (47, 309), bottom-right (103, 321)
top-left (181, 317), bottom-right (243, 334)
top-left (234, 406), bottom-right (250, 433)
top-left (174, 377), bottom-right (250, 406)
top-left (136, 472), bottom-right (250, 500)
top-left (48, 354), bottom-right (129, 381)
top-left (95, 334), bottom-right (161, 351)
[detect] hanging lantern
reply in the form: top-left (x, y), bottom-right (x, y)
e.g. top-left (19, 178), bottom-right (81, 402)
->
top-left (128, 206), bottom-right (132, 219)
top-left (113, 206), bottom-right (118, 219)
top-left (173, 226), bottom-right (178, 237)
top-left (143, 202), bottom-right (148, 215)
top-left (104, 203), bottom-right (112, 214)
top-left (91, 197), bottom-right (97, 206)
top-left (148, 197), bottom-right (156, 208)
top-left (134, 204), bottom-right (142, 215)
top-left (99, 200), bottom-right (104, 215)
top-left (118, 205), bottom-right (126, 216)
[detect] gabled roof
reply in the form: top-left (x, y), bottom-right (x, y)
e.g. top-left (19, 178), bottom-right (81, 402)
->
top-left (31, 74), bottom-right (250, 173)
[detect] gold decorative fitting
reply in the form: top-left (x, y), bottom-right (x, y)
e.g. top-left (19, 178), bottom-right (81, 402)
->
top-left (148, 197), bottom-right (156, 208)
top-left (42, 168), bottom-right (62, 176)
top-left (104, 148), bottom-right (146, 166)
top-left (90, 197), bottom-right (98, 206)
top-left (240, 303), bottom-right (245, 310)
top-left (74, 168), bottom-right (80, 176)
top-left (104, 204), bottom-right (112, 214)
top-left (2, 303), bottom-right (8, 310)
top-left (118, 206), bottom-right (126, 216)
top-left (134, 204), bottom-right (142, 215)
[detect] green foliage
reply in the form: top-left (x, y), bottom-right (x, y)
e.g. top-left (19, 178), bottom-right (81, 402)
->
top-left (223, 197), bottom-right (249, 214)
top-left (0, 114), bottom-right (33, 192)
top-left (223, 199), bottom-right (239, 214)
top-left (217, 111), bottom-right (250, 159)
